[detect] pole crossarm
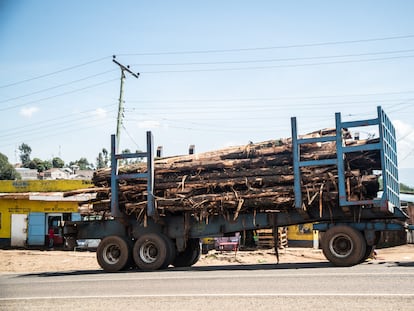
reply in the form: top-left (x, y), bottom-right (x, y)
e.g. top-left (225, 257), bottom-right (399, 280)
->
top-left (112, 55), bottom-right (140, 153)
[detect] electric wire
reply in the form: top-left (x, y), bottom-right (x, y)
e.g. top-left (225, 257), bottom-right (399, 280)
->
top-left (0, 107), bottom-right (118, 139)
top-left (0, 69), bottom-right (117, 104)
top-left (0, 78), bottom-right (119, 112)
top-left (141, 54), bottom-right (414, 74)
top-left (118, 34), bottom-right (414, 56)
top-left (0, 117), bottom-right (116, 150)
top-left (1, 34), bottom-right (414, 163)
top-left (0, 56), bottom-right (111, 89)
top-left (132, 48), bottom-right (414, 67)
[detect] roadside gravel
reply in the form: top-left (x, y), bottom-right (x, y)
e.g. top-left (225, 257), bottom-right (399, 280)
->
top-left (1, 244), bottom-right (413, 273)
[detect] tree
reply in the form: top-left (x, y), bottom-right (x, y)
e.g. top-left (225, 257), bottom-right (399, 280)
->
top-left (28, 158), bottom-right (52, 172)
top-left (18, 143), bottom-right (32, 167)
top-left (120, 149), bottom-right (143, 165)
top-left (52, 157), bottom-right (65, 168)
top-left (70, 158), bottom-right (94, 170)
top-left (121, 149), bottom-right (131, 165)
top-left (96, 148), bottom-right (109, 169)
top-left (0, 153), bottom-right (20, 180)
top-left (400, 182), bottom-right (414, 194)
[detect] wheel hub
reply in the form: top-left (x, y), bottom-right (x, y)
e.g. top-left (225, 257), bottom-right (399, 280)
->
top-left (330, 234), bottom-right (354, 258)
top-left (140, 241), bottom-right (159, 264)
top-left (103, 244), bottom-right (121, 264)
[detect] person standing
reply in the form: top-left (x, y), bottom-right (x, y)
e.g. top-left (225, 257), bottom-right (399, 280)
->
top-left (48, 227), bottom-right (55, 248)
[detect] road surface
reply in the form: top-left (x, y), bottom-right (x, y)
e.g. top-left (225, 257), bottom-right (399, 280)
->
top-left (1, 261), bottom-right (413, 310)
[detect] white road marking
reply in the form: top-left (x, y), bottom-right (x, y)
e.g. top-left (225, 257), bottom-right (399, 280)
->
top-left (5, 270), bottom-right (414, 283)
top-left (1, 293), bottom-right (414, 301)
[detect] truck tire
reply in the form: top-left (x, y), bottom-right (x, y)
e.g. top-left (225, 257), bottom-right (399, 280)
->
top-left (161, 235), bottom-right (176, 269)
top-left (133, 233), bottom-right (170, 271)
top-left (64, 237), bottom-right (77, 250)
top-left (173, 238), bottom-right (201, 267)
top-left (321, 225), bottom-right (366, 267)
top-left (360, 231), bottom-right (381, 263)
top-left (97, 236), bottom-right (131, 272)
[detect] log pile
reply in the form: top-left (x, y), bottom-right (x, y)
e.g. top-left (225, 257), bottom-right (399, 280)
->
top-left (91, 128), bottom-right (381, 220)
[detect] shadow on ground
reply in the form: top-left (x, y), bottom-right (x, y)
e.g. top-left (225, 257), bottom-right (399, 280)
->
top-left (18, 261), bottom-right (334, 278)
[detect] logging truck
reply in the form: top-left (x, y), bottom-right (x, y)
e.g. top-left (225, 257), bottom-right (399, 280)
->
top-left (64, 106), bottom-right (408, 272)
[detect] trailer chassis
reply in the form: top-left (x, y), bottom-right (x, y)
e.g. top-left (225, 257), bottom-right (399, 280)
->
top-left (64, 106), bottom-right (408, 271)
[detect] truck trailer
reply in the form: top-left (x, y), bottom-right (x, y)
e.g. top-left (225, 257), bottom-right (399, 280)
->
top-left (64, 106), bottom-right (408, 272)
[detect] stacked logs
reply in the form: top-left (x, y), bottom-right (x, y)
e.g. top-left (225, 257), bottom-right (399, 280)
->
top-left (92, 128), bottom-right (381, 220)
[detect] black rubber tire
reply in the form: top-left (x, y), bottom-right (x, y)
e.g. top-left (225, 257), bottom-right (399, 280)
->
top-left (133, 233), bottom-right (169, 271)
top-left (321, 225), bottom-right (366, 267)
top-left (65, 237), bottom-right (77, 250)
top-left (160, 235), bottom-right (176, 269)
top-left (360, 245), bottom-right (375, 263)
top-left (360, 231), bottom-right (381, 263)
top-left (122, 238), bottom-right (136, 270)
top-left (96, 236), bottom-right (131, 272)
top-left (172, 238), bottom-right (201, 267)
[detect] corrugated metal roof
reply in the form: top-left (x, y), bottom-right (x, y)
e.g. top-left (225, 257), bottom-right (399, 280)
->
top-left (0, 192), bottom-right (95, 202)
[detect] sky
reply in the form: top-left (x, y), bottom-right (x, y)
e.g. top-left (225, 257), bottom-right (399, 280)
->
top-left (1, 1), bottom-right (414, 186)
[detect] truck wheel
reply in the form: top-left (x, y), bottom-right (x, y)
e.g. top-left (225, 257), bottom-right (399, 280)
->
top-left (360, 231), bottom-right (380, 263)
top-left (133, 233), bottom-right (170, 271)
top-left (321, 225), bottom-right (366, 267)
top-left (64, 237), bottom-right (76, 250)
top-left (161, 235), bottom-right (176, 269)
top-left (97, 236), bottom-right (131, 272)
top-left (173, 238), bottom-right (201, 267)
top-left (360, 245), bottom-right (375, 263)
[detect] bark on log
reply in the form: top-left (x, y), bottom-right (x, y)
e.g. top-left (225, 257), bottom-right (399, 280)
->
top-left (90, 129), bottom-right (381, 218)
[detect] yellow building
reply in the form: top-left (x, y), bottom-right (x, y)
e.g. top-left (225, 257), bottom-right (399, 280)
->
top-left (0, 180), bottom-right (93, 248)
top-left (287, 223), bottom-right (317, 247)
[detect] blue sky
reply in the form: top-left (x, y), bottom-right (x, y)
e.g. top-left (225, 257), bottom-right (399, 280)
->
top-left (1, 1), bottom-right (414, 185)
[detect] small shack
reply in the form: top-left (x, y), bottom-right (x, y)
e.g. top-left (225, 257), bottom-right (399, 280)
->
top-left (0, 180), bottom-right (94, 248)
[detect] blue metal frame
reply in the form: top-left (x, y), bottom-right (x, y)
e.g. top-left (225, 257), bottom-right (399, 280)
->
top-left (292, 106), bottom-right (400, 213)
top-left (313, 221), bottom-right (406, 232)
top-left (110, 131), bottom-right (155, 217)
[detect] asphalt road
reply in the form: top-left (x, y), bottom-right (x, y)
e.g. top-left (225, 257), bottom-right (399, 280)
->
top-left (1, 261), bottom-right (414, 310)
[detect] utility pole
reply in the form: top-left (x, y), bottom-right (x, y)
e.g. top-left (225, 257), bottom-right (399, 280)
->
top-left (112, 55), bottom-right (139, 153)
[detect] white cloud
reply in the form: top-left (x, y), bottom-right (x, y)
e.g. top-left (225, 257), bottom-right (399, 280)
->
top-left (395, 120), bottom-right (414, 168)
top-left (137, 120), bottom-right (161, 129)
top-left (20, 106), bottom-right (39, 118)
top-left (92, 108), bottom-right (107, 119)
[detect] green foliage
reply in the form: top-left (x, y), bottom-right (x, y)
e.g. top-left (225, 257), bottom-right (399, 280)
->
top-left (0, 153), bottom-right (20, 180)
top-left (70, 157), bottom-right (94, 170)
top-left (52, 157), bottom-right (65, 168)
top-left (120, 149), bottom-right (143, 165)
top-left (400, 182), bottom-right (414, 194)
top-left (96, 148), bottom-right (109, 169)
top-left (18, 143), bottom-right (32, 167)
top-left (28, 158), bottom-right (52, 172)
top-left (381, 177), bottom-right (413, 194)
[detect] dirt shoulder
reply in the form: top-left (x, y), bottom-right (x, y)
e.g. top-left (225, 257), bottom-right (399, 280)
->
top-left (1, 244), bottom-right (413, 274)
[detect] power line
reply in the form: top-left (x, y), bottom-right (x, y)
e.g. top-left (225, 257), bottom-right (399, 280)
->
top-left (399, 148), bottom-right (414, 163)
top-left (0, 56), bottom-right (111, 89)
top-left (3, 48), bottom-right (413, 107)
top-left (141, 54), bottom-right (414, 74)
top-left (124, 98), bottom-right (414, 112)
top-left (0, 105), bottom-right (118, 138)
top-left (118, 34), bottom-right (414, 56)
top-left (121, 124), bottom-right (141, 150)
top-left (131, 48), bottom-right (414, 67)
top-left (0, 78), bottom-right (118, 112)
top-left (0, 69), bottom-right (117, 104)
top-left (2, 33), bottom-right (413, 91)
top-left (0, 117), bottom-right (116, 150)
top-left (126, 90), bottom-right (414, 105)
